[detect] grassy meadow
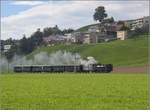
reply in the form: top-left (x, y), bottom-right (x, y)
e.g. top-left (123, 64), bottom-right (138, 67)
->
top-left (0, 73), bottom-right (149, 110)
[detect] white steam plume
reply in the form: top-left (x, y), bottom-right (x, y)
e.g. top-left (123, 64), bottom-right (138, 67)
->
top-left (0, 51), bottom-right (97, 72)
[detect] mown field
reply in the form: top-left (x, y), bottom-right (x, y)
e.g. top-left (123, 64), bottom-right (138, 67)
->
top-left (0, 73), bottom-right (149, 110)
top-left (29, 35), bottom-right (149, 67)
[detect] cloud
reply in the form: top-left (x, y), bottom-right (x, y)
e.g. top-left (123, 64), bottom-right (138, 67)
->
top-left (1, 1), bottom-right (149, 40)
top-left (12, 1), bottom-right (45, 6)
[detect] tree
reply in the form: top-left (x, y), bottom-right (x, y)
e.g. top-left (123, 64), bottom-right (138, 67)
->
top-left (62, 29), bottom-right (74, 34)
top-left (117, 21), bottom-right (125, 25)
top-left (117, 21), bottom-right (129, 31)
top-left (109, 17), bottom-right (114, 23)
top-left (43, 26), bottom-right (62, 37)
top-left (19, 35), bottom-right (30, 54)
top-left (31, 28), bottom-right (43, 46)
top-left (93, 6), bottom-right (107, 23)
top-left (52, 25), bottom-right (62, 35)
top-left (43, 27), bottom-right (53, 37)
top-left (132, 24), bottom-right (149, 36)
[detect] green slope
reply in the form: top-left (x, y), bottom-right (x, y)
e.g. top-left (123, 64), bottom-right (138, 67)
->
top-left (29, 35), bottom-right (149, 67)
top-left (76, 23), bottom-right (99, 32)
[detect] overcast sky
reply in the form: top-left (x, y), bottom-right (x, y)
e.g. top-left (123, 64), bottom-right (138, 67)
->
top-left (1, 1), bottom-right (149, 40)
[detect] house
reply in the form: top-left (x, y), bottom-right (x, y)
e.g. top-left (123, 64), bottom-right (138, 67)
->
top-left (4, 44), bottom-right (11, 52)
top-left (83, 33), bottom-right (90, 44)
top-left (103, 23), bottom-right (124, 38)
top-left (131, 19), bottom-right (143, 30)
top-left (83, 22), bottom-right (124, 43)
top-left (43, 35), bottom-right (66, 46)
top-left (71, 32), bottom-right (99, 44)
top-left (71, 32), bottom-right (85, 44)
top-left (117, 31), bottom-right (128, 40)
top-left (83, 36), bottom-right (90, 44)
top-left (64, 33), bottom-right (76, 44)
top-left (82, 33), bottom-right (97, 44)
top-left (143, 16), bottom-right (149, 24)
top-left (87, 23), bottom-right (117, 43)
top-left (0, 40), bottom-right (4, 52)
top-left (94, 22), bottom-right (127, 42)
top-left (89, 33), bottom-right (98, 43)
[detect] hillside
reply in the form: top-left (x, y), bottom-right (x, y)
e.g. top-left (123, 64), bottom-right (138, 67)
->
top-left (76, 23), bottom-right (99, 32)
top-left (29, 35), bottom-right (149, 67)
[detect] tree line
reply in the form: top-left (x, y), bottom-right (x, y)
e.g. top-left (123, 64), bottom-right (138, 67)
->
top-left (2, 25), bottom-right (74, 61)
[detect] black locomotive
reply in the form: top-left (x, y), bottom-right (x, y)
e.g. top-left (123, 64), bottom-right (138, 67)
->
top-left (14, 64), bottom-right (113, 73)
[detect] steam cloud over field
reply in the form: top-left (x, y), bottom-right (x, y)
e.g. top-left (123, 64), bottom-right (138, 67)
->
top-left (0, 51), bottom-right (97, 72)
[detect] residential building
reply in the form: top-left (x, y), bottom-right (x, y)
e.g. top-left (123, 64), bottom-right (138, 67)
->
top-left (72, 32), bottom-right (98, 44)
top-left (104, 23), bottom-right (124, 38)
top-left (131, 19), bottom-right (143, 30)
top-left (89, 33), bottom-right (98, 43)
top-left (117, 31), bottom-right (128, 40)
top-left (43, 35), bottom-right (66, 46)
top-left (4, 45), bottom-right (11, 52)
top-left (83, 36), bottom-right (90, 44)
top-left (71, 32), bottom-right (84, 44)
top-left (143, 16), bottom-right (149, 24)
top-left (0, 40), bottom-right (4, 51)
top-left (64, 33), bottom-right (76, 44)
top-left (125, 16), bottom-right (150, 30)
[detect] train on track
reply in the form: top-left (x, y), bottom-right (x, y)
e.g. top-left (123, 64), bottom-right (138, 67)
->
top-left (14, 64), bottom-right (113, 73)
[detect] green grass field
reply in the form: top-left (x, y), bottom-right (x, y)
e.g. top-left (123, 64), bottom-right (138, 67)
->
top-left (29, 35), bottom-right (149, 67)
top-left (0, 73), bottom-right (149, 110)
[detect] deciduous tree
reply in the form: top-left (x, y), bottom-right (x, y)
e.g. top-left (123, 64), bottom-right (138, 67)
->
top-left (93, 6), bottom-right (107, 23)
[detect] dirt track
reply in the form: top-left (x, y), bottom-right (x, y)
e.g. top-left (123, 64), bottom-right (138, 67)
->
top-left (113, 65), bottom-right (149, 73)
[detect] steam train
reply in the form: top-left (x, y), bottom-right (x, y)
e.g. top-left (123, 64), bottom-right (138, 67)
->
top-left (14, 64), bottom-right (113, 73)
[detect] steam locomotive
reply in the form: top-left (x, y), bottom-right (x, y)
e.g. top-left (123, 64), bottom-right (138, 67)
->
top-left (14, 64), bottom-right (113, 73)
